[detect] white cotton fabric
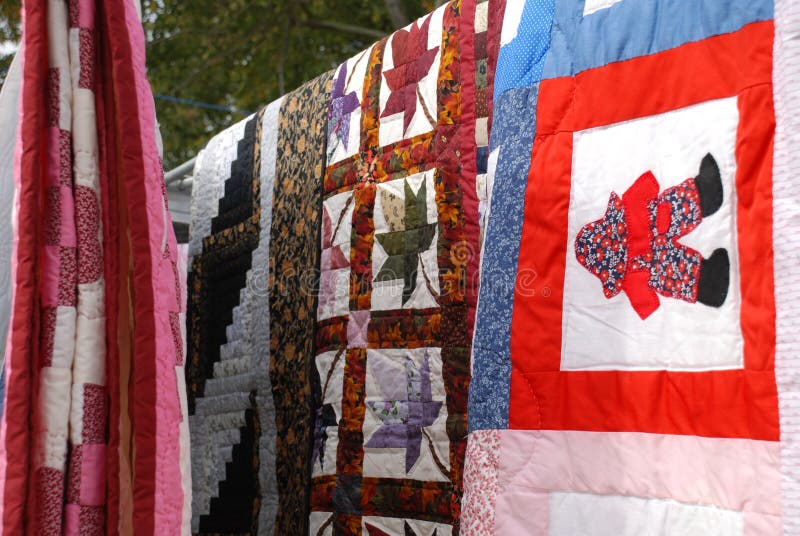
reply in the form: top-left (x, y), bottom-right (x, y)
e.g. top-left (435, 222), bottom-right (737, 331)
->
top-left (548, 492), bottom-right (743, 536)
top-left (563, 97), bottom-right (743, 371)
top-left (500, 0), bottom-right (526, 46)
top-left (583, 0), bottom-right (625, 16)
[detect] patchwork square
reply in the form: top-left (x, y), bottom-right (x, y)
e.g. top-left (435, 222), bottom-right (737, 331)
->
top-left (320, 190), bottom-right (355, 321)
top-left (363, 516), bottom-right (453, 535)
top-left (379, 7), bottom-right (445, 147)
top-left (37, 466), bottom-right (64, 536)
top-left (320, 268), bottom-right (351, 322)
top-left (563, 97), bottom-right (743, 371)
top-left (372, 170), bottom-right (440, 311)
top-left (81, 383), bottom-right (106, 443)
top-left (312, 349), bottom-right (346, 477)
top-left (362, 348), bottom-right (449, 481)
top-left (348, 310), bottom-right (370, 348)
top-left (508, 22), bottom-right (777, 440)
top-left (328, 51), bottom-right (371, 166)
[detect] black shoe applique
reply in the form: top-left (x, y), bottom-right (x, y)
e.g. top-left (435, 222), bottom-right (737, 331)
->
top-left (695, 152), bottom-right (723, 218)
top-left (698, 248), bottom-right (730, 307)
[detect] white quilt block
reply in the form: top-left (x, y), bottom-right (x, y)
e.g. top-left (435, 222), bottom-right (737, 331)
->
top-left (562, 97), bottom-right (743, 371)
top-left (319, 190), bottom-right (355, 321)
top-left (372, 170), bottom-right (440, 311)
top-left (312, 350), bottom-right (347, 478)
top-left (328, 50), bottom-right (371, 166)
top-left (500, 0), bottom-right (526, 46)
top-left (362, 516), bottom-right (453, 535)
top-left (362, 348), bottom-right (449, 482)
top-left (378, 6), bottom-right (445, 148)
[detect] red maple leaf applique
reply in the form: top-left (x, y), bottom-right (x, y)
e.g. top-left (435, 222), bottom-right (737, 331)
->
top-left (381, 14), bottom-right (440, 135)
top-left (365, 523), bottom-right (392, 536)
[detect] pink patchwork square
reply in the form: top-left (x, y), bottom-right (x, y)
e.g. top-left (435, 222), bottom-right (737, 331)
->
top-left (78, 29), bottom-right (95, 89)
top-left (59, 246), bottom-right (77, 307)
top-left (46, 128), bottom-right (64, 187)
top-left (348, 310), bottom-right (370, 348)
top-left (82, 384), bottom-right (106, 444)
top-left (41, 245), bottom-right (60, 308)
top-left (41, 307), bottom-right (57, 368)
top-left (64, 504), bottom-right (80, 536)
top-left (76, 0), bottom-right (96, 29)
top-left (37, 466), bottom-right (64, 536)
top-left (59, 187), bottom-right (77, 247)
top-left (80, 443), bottom-right (106, 506)
top-left (79, 505), bottom-right (103, 536)
top-left (67, 445), bottom-right (82, 503)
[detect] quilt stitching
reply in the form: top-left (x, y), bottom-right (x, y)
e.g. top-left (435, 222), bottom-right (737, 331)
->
top-left (310, 1), bottom-right (476, 532)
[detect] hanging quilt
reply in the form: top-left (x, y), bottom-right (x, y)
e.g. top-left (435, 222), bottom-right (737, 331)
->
top-left (308, 0), bottom-right (502, 533)
top-left (464, 0), bottom-right (799, 534)
top-left (0, 0), bottom-right (190, 534)
top-left (186, 109), bottom-right (266, 535)
top-left (184, 1), bottom-right (504, 534)
top-left (186, 74), bottom-right (335, 535)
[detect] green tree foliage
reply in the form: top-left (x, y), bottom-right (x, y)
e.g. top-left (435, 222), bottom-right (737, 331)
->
top-left (0, 0), bottom-right (436, 169)
top-left (0, 0), bottom-right (21, 83)
top-left (147, 0), bottom-right (434, 169)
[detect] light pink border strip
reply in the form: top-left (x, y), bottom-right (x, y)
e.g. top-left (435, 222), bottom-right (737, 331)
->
top-left (488, 430), bottom-right (781, 535)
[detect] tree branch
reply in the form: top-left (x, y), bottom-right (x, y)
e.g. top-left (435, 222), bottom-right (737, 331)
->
top-left (383, 0), bottom-right (410, 29)
top-left (305, 18), bottom-right (386, 40)
top-left (278, 16), bottom-right (289, 95)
